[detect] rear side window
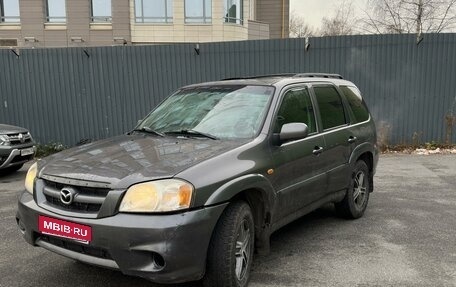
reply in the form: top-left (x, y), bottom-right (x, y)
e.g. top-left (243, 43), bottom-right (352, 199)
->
top-left (314, 86), bottom-right (347, 130)
top-left (340, 86), bottom-right (370, 123)
top-left (274, 88), bottom-right (317, 134)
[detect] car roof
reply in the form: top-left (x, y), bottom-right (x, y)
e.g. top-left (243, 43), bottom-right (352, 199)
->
top-left (182, 73), bottom-right (356, 89)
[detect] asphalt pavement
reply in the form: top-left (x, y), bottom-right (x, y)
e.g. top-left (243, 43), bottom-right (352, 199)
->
top-left (1, 155), bottom-right (455, 287)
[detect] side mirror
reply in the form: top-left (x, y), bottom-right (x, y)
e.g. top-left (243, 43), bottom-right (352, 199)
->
top-left (279, 123), bottom-right (309, 143)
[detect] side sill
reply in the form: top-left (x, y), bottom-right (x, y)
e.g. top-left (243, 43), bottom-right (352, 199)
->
top-left (270, 190), bottom-right (346, 234)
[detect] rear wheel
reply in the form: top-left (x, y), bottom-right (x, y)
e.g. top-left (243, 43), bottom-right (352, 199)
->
top-left (335, 160), bottom-right (370, 219)
top-left (203, 201), bottom-right (254, 287)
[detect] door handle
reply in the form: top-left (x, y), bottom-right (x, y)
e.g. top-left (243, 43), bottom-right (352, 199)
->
top-left (348, 136), bottom-right (357, 143)
top-left (313, 146), bottom-right (324, 155)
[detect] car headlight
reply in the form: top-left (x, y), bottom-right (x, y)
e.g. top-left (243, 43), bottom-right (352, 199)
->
top-left (0, 135), bottom-right (10, 146)
top-left (119, 179), bottom-right (193, 213)
top-left (25, 162), bottom-right (38, 194)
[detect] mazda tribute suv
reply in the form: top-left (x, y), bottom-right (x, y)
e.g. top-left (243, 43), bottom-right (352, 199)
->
top-left (17, 73), bottom-right (378, 287)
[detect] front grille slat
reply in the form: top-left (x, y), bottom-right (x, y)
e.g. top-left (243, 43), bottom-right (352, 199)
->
top-left (6, 132), bottom-right (32, 145)
top-left (43, 186), bottom-right (60, 197)
top-left (74, 194), bottom-right (105, 205)
top-left (44, 195), bottom-right (102, 212)
top-left (10, 138), bottom-right (32, 145)
top-left (42, 180), bottom-right (110, 214)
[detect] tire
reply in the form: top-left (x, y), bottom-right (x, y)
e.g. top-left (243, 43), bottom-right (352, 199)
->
top-left (335, 160), bottom-right (370, 219)
top-left (203, 201), bottom-right (255, 287)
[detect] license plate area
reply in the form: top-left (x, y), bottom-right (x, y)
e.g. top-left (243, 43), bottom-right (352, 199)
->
top-left (38, 215), bottom-right (92, 244)
top-left (21, 147), bottom-right (34, 156)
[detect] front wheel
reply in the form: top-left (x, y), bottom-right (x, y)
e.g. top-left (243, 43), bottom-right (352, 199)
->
top-left (203, 201), bottom-right (254, 287)
top-left (335, 160), bottom-right (370, 219)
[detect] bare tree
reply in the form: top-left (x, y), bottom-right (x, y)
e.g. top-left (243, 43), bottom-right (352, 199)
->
top-left (289, 12), bottom-right (317, 38)
top-left (320, 0), bottom-right (358, 36)
top-left (362, 0), bottom-right (456, 36)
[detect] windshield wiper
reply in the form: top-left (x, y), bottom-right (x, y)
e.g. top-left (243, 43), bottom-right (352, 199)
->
top-left (164, 129), bottom-right (219, 140)
top-left (132, 127), bottom-right (165, 137)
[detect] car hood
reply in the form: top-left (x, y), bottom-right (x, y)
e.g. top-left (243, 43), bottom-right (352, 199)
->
top-left (39, 134), bottom-right (246, 189)
top-left (0, 124), bottom-right (28, 134)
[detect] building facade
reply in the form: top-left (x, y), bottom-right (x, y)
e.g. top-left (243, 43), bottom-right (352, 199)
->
top-left (0, 0), bottom-right (289, 48)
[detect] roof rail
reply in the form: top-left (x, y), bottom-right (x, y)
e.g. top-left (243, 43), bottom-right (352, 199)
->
top-left (293, 73), bottom-right (344, 79)
top-left (221, 73), bottom-right (297, 81)
top-left (221, 73), bottom-right (344, 81)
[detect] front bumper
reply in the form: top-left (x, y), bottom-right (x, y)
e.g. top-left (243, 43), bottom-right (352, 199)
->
top-left (16, 191), bottom-right (227, 284)
top-left (0, 145), bottom-right (36, 169)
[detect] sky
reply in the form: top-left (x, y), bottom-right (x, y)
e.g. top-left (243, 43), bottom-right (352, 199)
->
top-left (290, 0), bottom-right (369, 29)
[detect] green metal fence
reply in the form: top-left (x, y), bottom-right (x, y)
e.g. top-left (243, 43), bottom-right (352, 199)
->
top-left (1, 33), bottom-right (455, 146)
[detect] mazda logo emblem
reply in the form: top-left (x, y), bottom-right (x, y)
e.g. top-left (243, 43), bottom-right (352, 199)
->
top-left (60, 187), bottom-right (76, 205)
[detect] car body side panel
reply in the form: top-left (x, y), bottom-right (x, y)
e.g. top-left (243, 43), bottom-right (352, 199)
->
top-left (349, 141), bottom-right (377, 168)
top-left (321, 129), bottom-right (352, 194)
top-left (204, 173), bottom-right (276, 209)
top-left (269, 135), bottom-right (328, 220)
top-left (177, 135), bottom-right (274, 208)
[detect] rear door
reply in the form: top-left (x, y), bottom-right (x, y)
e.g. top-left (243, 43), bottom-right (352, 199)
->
top-left (311, 84), bottom-right (352, 194)
top-left (339, 85), bottom-right (372, 144)
top-left (269, 85), bottom-right (327, 220)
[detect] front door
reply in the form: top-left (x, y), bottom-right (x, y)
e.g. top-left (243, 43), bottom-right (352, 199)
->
top-left (270, 86), bottom-right (328, 221)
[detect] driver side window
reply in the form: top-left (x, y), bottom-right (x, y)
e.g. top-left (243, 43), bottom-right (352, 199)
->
top-left (274, 88), bottom-right (317, 134)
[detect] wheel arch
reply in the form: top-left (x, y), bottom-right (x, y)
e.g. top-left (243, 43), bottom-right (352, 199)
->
top-left (357, 152), bottom-right (373, 173)
top-left (204, 174), bottom-right (276, 255)
top-left (349, 143), bottom-right (375, 193)
top-left (231, 188), bottom-right (272, 254)
top-left (350, 143), bottom-right (374, 169)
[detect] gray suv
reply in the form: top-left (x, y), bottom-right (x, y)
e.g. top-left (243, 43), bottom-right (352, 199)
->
top-left (0, 124), bottom-right (35, 172)
top-left (17, 74), bottom-right (378, 287)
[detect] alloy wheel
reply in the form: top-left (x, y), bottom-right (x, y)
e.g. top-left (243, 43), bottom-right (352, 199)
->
top-left (235, 219), bottom-right (251, 281)
top-left (353, 170), bottom-right (368, 208)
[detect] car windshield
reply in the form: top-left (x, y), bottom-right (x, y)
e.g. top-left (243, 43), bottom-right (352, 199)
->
top-left (137, 85), bottom-right (274, 139)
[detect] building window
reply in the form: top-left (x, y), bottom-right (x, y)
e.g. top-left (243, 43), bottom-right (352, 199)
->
top-left (185, 0), bottom-right (211, 23)
top-left (135, 0), bottom-right (173, 23)
top-left (46, 0), bottom-right (66, 23)
top-left (0, 0), bottom-right (20, 23)
top-left (91, 0), bottom-right (112, 22)
top-left (224, 0), bottom-right (242, 24)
